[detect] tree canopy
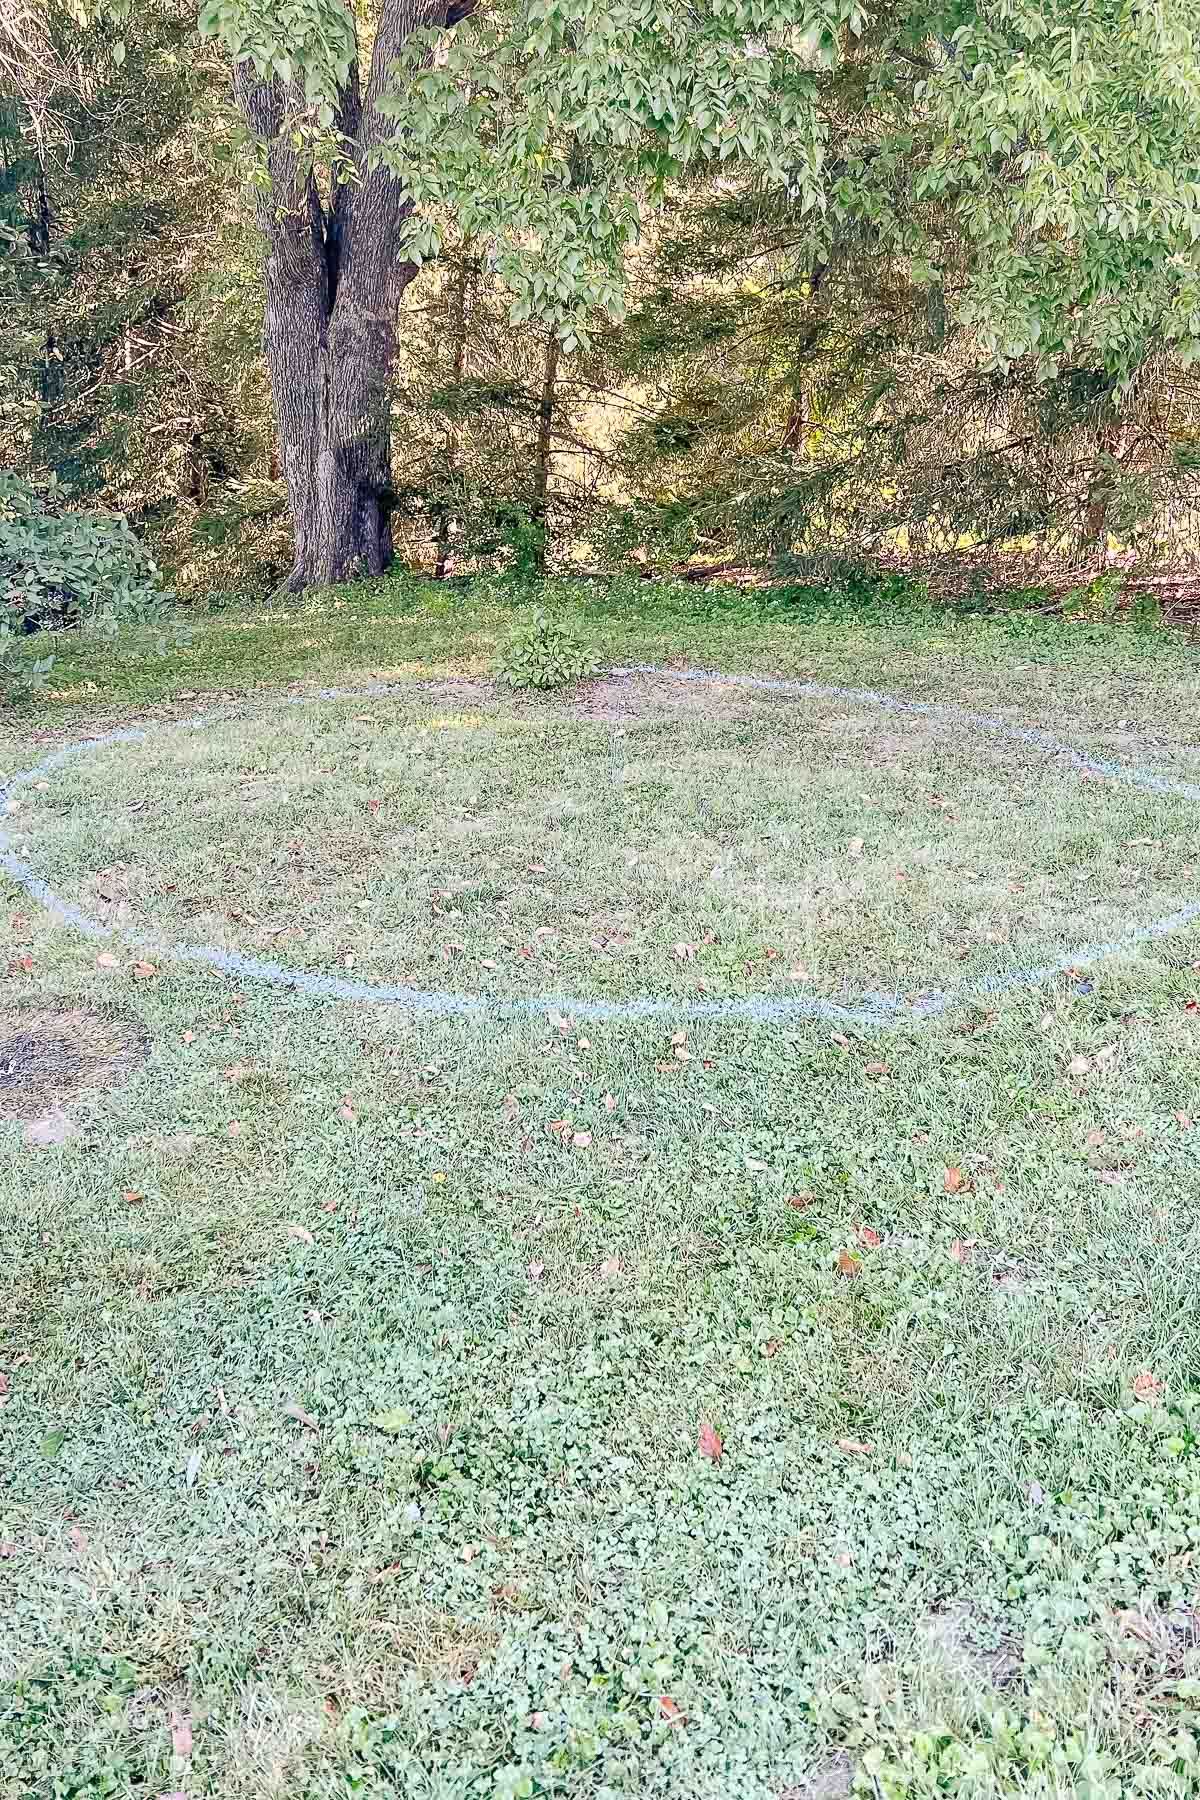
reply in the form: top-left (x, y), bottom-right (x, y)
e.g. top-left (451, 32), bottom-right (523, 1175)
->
top-left (4, 0), bottom-right (1200, 588)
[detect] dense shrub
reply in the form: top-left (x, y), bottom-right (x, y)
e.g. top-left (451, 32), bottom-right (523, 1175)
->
top-left (0, 474), bottom-right (174, 702)
top-left (0, 473), bottom-right (169, 635)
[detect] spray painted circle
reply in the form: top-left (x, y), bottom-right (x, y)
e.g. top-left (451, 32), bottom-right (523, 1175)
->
top-left (2, 666), bottom-right (1198, 1027)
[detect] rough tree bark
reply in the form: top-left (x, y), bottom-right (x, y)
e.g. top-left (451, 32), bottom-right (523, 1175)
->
top-left (236, 0), bottom-right (467, 589)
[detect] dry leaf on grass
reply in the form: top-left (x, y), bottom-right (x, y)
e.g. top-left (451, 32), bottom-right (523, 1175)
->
top-left (658, 1696), bottom-right (685, 1725)
top-left (1133, 1369), bottom-right (1164, 1402)
top-left (836, 1438), bottom-right (873, 1456)
top-left (94, 952), bottom-right (119, 970)
top-left (697, 1421), bottom-right (723, 1462)
top-left (170, 1714), bottom-right (193, 1759)
top-left (286, 1223), bottom-right (314, 1245)
top-left (943, 1166), bottom-right (966, 1194)
top-left (835, 1249), bottom-right (861, 1278)
top-left (597, 1257), bottom-right (622, 1279)
top-left (131, 961), bottom-right (157, 979)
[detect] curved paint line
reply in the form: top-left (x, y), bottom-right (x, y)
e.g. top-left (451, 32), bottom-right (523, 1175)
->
top-left (1, 667), bottom-right (1197, 1028)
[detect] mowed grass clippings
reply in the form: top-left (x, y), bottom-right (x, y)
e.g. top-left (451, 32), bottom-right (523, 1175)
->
top-left (1, 591), bottom-right (1200, 1799)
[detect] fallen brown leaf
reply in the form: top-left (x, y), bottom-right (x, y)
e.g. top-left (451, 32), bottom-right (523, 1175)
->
top-left (170, 1714), bottom-right (192, 1760)
top-left (835, 1249), bottom-right (861, 1278)
top-left (836, 1438), bottom-right (873, 1455)
top-left (94, 952), bottom-right (119, 970)
top-left (943, 1166), bottom-right (966, 1194)
top-left (697, 1420), bottom-right (723, 1462)
top-left (856, 1224), bottom-right (881, 1248)
top-left (658, 1696), bottom-right (685, 1725)
top-left (131, 961), bottom-right (157, 979)
top-left (122, 1190), bottom-right (143, 1205)
top-left (286, 1223), bottom-right (314, 1245)
top-left (283, 1400), bottom-right (319, 1431)
top-left (1132, 1369), bottom-right (1164, 1402)
top-left (597, 1256), bottom-right (622, 1279)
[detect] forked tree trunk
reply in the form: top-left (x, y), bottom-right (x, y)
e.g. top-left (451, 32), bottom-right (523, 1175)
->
top-left (235, 1), bottom-right (459, 589)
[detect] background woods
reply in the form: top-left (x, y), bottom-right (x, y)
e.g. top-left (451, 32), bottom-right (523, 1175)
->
top-left (4, 0), bottom-right (1200, 605)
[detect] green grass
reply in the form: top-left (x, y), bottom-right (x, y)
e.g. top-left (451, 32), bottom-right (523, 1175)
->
top-left (3, 576), bottom-right (1200, 1800)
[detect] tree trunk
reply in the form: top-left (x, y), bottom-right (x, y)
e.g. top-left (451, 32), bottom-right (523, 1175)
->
top-left (235, 1), bottom-right (452, 589)
top-left (531, 328), bottom-right (560, 573)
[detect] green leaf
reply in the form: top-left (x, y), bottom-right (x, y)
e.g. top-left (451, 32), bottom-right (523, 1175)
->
top-left (369, 1408), bottom-right (412, 1434)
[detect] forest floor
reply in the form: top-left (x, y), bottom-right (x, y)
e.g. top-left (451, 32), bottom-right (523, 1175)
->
top-left (3, 576), bottom-right (1200, 1799)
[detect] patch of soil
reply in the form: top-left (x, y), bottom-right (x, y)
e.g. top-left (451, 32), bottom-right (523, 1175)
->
top-left (0, 1000), bottom-right (149, 1121)
top-left (777, 1753), bottom-right (854, 1799)
top-left (567, 671), bottom-right (812, 723)
top-left (918, 1601), bottom-right (1021, 1687)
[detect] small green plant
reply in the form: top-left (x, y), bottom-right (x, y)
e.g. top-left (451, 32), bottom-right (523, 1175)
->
top-left (0, 622), bottom-right (54, 705)
top-left (1063, 572), bottom-right (1125, 620)
top-left (496, 610), bottom-right (599, 690)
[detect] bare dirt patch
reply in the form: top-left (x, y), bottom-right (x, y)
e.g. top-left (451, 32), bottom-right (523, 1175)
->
top-left (0, 1000), bottom-right (148, 1122)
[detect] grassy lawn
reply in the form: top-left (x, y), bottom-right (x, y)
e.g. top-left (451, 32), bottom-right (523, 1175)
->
top-left (3, 577), bottom-right (1200, 1799)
